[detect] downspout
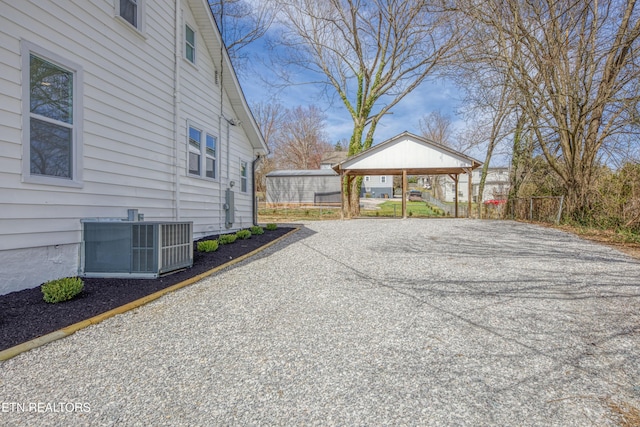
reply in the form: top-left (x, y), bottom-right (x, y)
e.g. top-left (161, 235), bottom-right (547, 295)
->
top-left (226, 121), bottom-right (230, 180)
top-left (218, 2), bottom-right (225, 232)
top-left (173, 0), bottom-right (182, 220)
top-left (252, 154), bottom-right (262, 225)
top-left (218, 116), bottom-right (223, 231)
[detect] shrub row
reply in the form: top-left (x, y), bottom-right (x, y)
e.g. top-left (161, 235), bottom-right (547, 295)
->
top-left (196, 224), bottom-right (278, 251)
top-left (41, 224), bottom-right (281, 303)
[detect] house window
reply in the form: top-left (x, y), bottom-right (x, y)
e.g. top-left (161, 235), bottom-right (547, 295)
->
top-left (23, 42), bottom-right (83, 186)
top-left (380, 176), bottom-right (387, 183)
top-left (205, 134), bottom-right (216, 178)
top-left (188, 124), bottom-right (217, 179)
top-left (364, 176), bottom-right (370, 182)
top-left (188, 126), bottom-right (201, 175)
top-left (120, 0), bottom-right (137, 27)
top-left (185, 25), bottom-right (196, 63)
top-left (116, 0), bottom-right (145, 32)
top-left (240, 161), bottom-right (248, 192)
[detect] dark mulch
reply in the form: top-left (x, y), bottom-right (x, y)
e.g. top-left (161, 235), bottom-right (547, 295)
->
top-left (0, 227), bottom-right (293, 352)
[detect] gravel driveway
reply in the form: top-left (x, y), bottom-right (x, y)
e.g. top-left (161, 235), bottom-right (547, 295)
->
top-left (1, 219), bottom-right (640, 426)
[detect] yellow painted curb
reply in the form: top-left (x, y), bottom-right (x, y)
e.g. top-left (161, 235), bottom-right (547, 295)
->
top-left (0, 227), bottom-right (300, 361)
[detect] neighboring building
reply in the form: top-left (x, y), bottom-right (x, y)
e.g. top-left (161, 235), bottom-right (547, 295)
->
top-left (320, 151), bottom-right (393, 197)
top-left (0, 0), bottom-right (267, 294)
top-left (441, 168), bottom-right (510, 203)
top-left (361, 174), bottom-right (393, 198)
top-left (268, 149), bottom-right (394, 204)
top-left (265, 170), bottom-right (341, 206)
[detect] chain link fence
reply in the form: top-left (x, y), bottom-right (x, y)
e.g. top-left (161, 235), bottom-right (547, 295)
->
top-left (508, 196), bottom-right (564, 224)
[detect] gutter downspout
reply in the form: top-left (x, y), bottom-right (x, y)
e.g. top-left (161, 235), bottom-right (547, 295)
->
top-left (218, 2), bottom-right (225, 232)
top-left (173, 0), bottom-right (182, 220)
top-left (252, 154), bottom-right (262, 225)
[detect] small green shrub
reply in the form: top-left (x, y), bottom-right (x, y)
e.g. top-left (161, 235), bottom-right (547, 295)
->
top-left (236, 229), bottom-right (252, 240)
top-left (41, 277), bottom-right (84, 304)
top-left (266, 223), bottom-right (277, 231)
top-left (218, 233), bottom-right (237, 245)
top-left (197, 239), bottom-right (219, 252)
top-left (250, 225), bottom-right (264, 235)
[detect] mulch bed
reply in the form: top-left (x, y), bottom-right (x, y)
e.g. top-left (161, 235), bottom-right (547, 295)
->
top-left (0, 227), bottom-right (293, 352)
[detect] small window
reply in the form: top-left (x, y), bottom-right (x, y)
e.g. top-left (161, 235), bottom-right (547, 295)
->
top-left (120, 0), bottom-right (137, 27)
top-left (380, 176), bottom-right (387, 183)
top-left (240, 161), bottom-right (248, 192)
top-left (188, 126), bottom-right (201, 175)
top-left (116, 0), bottom-right (145, 32)
top-left (364, 176), bottom-right (370, 182)
top-left (187, 124), bottom-right (217, 179)
top-left (23, 42), bottom-right (83, 186)
top-left (205, 134), bottom-right (216, 178)
top-left (185, 25), bottom-right (196, 63)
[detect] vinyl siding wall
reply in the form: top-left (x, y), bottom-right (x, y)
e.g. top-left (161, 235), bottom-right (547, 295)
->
top-left (0, 0), bottom-right (176, 252)
top-left (0, 0), bottom-right (258, 292)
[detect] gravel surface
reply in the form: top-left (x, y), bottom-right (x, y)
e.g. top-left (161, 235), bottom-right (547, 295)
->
top-left (0, 227), bottom-right (293, 351)
top-left (1, 219), bottom-right (639, 426)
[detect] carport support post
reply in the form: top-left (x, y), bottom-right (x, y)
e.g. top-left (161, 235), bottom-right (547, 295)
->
top-left (340, 170), bottom-right (344, 220)
top-left (449, 174), bottom-right (459, 218)
top-left (467, 168), bottom-right (472, 219)
top-left (402, 169), bottom-right (407, 219)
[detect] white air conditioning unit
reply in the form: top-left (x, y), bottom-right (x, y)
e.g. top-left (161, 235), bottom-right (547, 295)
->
top-left (82, 221), bottom-right (193, 278)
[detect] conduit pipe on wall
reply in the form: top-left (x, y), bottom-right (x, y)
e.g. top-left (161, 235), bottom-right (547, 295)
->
top-left (172, 0), bottom-right (182, 220)
top-left (252, 154), bottom-right (262, 225)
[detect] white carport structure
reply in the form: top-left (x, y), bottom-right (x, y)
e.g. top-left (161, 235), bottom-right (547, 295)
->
top-left (333, 131), bottom-right (483, 219)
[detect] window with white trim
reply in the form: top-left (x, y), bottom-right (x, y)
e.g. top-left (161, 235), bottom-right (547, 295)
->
top-left (23, 42), bottom-right (83, 186)
top-left (188, 124), bottom-right (217, 179)
top-left (205, 134), bottom-right (216, 178)
top-left (116, 0), bottom-right (145, 32)
top-left (188, 126), bottom-right (201, 176)
top-left (185, 24), bottom-right (196, 63)
top-left (364, 176), bottom-right (370, 182)
top-left (380, 176), bottom-right (387, 183)
top-left (240, 160), bottom-right (248, 192)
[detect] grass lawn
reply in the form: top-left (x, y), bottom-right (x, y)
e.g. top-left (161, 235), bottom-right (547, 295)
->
top-left (258, 206), bottom-right (341, 222)
top-left (360, 200), bottom-right (444, 217)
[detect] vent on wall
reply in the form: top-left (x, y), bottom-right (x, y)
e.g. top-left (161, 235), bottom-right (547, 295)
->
top-left (82, 221), bottom-right (193, 278)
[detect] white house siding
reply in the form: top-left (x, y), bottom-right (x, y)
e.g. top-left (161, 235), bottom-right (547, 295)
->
top-left (179, 4), bottom-right (224, 236)
top-left (441, 168), bottom-right (510, 203)
top-left (0, 0), bottom-right (264, 294)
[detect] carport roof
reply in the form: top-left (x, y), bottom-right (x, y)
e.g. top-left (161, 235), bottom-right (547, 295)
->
top-left (332, 131), bottom-right (482, 176)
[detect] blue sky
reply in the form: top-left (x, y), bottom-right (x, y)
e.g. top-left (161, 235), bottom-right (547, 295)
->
top-left (235, 42), bottom-right (467, 148)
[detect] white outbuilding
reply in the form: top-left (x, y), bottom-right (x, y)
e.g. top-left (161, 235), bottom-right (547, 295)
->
top-left (333, 131), bottom-right (482, 218)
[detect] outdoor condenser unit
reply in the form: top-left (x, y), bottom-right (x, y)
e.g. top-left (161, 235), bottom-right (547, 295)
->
top-left (82, 220), bottom-right (193, 278)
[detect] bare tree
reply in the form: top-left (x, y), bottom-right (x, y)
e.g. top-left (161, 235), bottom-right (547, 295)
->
top-left (457, 0), bottom-right (640, 219)
top-left (276, 105), bottom-right (333, 170)
top-left (252, 101), bottom-right (287, 193)
top-left (209, 0), bottom-right (278, 70)
top-left (418, 110), bottom-right (454, 200)
top-left (272, 0), bottom-right (460, 216)
top-left (456, 70), bottom-right (518, 216)
top-left (419, 110), bottom-right (453, 146)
